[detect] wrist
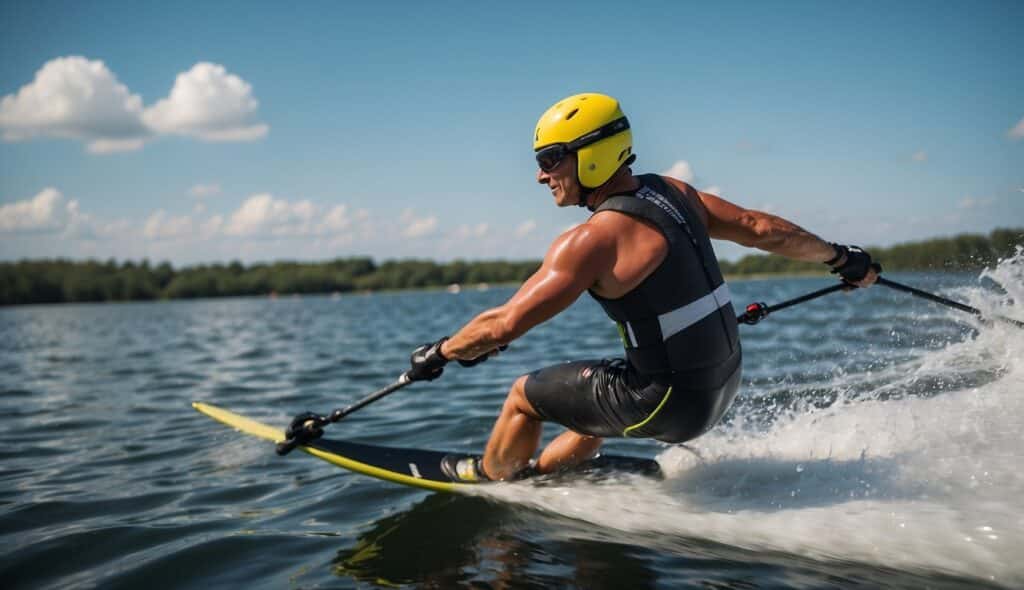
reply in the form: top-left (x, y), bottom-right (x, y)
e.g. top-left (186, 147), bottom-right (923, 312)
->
top-left (824, 243), bottom-right (846, 266)
top-left (437, 338), bottom-right (451, 361)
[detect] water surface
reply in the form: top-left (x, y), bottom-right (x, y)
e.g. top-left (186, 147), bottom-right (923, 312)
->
top-left (2, 263), bottom-right (1022, 588)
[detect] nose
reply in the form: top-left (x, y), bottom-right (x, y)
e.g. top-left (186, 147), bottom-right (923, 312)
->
top-left (536, 168), bottom-right (549, 184)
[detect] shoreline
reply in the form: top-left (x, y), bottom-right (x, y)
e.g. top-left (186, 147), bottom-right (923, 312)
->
top-left (1, 270), bottom-right (980, 309)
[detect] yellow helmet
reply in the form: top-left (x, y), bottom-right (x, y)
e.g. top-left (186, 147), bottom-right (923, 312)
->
top-left (533, 93), bottom-right (633, 189)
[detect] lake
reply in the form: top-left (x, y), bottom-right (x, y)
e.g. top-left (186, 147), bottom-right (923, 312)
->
top-left (2, 263), bottom-right (1022, 588)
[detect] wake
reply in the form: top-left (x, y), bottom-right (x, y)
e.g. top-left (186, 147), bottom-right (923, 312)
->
top-left (479, 253), bottom-right (1024, 586)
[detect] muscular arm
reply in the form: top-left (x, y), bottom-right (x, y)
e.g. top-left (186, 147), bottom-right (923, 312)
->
top-left (665, 177), bottom-right (835, 263)
top-left (701, 191), bottom-right (837, 262)
top-left (440, 226), bottom-right (614, 361)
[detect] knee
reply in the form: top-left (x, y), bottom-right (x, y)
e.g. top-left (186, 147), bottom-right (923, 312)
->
top-left (503, 375), bottom-right (539, 419)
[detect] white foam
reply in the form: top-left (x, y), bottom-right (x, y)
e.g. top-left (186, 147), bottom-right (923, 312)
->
top-left (478, 254), bottom-right (1024, 586)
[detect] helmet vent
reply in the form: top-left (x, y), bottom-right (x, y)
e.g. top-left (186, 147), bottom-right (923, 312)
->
top-left (565, 108), bottom-right (579, 120)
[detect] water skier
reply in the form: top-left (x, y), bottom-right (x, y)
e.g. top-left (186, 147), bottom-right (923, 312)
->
top-left (407, 93), bottom-right (878, 481)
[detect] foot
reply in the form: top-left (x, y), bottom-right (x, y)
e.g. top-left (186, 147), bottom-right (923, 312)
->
top-left (440, 454), bottom-right (491, 483)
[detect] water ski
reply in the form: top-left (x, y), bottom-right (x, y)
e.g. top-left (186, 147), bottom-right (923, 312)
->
top-left (193, 402), bottom-right (661, 493)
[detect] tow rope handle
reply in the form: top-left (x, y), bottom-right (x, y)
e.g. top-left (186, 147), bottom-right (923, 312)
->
top-left (737, 302), bottom-right (769, 325)
top-left (275, 373), bottom-right (413, 455)
top-left (736, 283), bottom-right (850, 325)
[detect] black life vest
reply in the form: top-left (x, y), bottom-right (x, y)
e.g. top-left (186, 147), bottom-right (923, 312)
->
top-left (588, 174), bottom-right (739, 377)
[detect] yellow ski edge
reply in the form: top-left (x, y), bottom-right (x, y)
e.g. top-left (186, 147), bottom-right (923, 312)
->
top-left (192, 401), bottom-right (284, 442)
top-left (191, 401), bottom-right (461, 493)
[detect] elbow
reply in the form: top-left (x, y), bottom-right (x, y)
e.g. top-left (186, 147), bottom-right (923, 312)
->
top-left (735, 213), bottom-right (773, 248)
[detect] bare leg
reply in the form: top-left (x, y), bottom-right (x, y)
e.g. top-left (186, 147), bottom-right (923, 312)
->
top-left (483, 376), bottom-right (544, 480)
top-left (536, 430), bottom-right (603, 474)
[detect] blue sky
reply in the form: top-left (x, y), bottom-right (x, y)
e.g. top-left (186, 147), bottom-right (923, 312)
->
top-left (1, 0), bottom-right (1021, 264)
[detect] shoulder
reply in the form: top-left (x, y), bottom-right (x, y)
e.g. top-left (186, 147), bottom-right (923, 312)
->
top-left (543, 219), bottom-right (617, 266)
top-left (559, 218), bottom-right (616, 249)
top-left (661, 175), bottom-right (710, 227)
top-left (660, 174), bottom-right (702, 202)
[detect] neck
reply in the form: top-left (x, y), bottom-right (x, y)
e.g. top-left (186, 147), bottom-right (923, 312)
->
top-left (582, 167), bottom-right (639, 210)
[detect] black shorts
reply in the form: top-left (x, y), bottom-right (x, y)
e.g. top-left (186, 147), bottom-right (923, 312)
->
top-left (523, 347), bottom-right (742, 443)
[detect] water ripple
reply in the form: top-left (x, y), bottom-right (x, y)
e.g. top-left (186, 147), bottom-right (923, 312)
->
top-left (1, 272), bottom-right (1020, 588)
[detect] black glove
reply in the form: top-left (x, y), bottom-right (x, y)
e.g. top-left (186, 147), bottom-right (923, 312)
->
top-left (457, 345), bottom-right (509, 367)
top-left (826, 243), bottom-right (882, 283)
top-left (408, 337), bottom-right (449, 382)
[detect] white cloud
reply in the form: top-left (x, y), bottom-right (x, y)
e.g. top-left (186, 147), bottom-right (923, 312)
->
top-left (1008, 116), bottom-right (1024, 140)
top-left (0, 57), bottom-right (149, 151)
top-left (225, 193), bottom-right (308, 236)
top-left (0, 188), bottom-right (72, 232)
top-left (320, 204), bottom-right (353, 233)
top-left (142, 62), bottom-right (268, 142)
top-left (661, 160), bottom-right (695, 182)
top-left (143, 210), bottom-right (195, 240)
top-left (200, 215), bottom-right (224, 238)
top-left (0, 187), bottom-right (117, 239)
top-left (454, 222), bottom-right (489, 239)
top-left (400, 209), bottom-right (438, 238)
top-left (87, 138), bottom-right (147, 154)
top-left (403, 217), bottom-right (438, 239)
top-left (663, 160), bottom-right (722, 196)
top-left (957, 196), bottom-right (994, 209)
top-left (514, 220), bottom-right (537, 237)
top-left (188, 183), bottom-right (222, 198)
top-left (0, 187), bottom-right (385, 262)
top-left (0, 57), bottom-right (267, 154)
top-left (223, 193), bottom-right (354, 237)
top-left (912, 150), bottom-right (928, 162)
top-left (61, 199), bottom-right (106, 240)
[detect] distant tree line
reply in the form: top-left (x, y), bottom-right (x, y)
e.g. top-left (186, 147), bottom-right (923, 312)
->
top-left (1, 227), bottom-right (1020, 305)
top-left (716, 227), bottom-right (1023, 277)
top-left (0, 258), bottom-right (540, 305)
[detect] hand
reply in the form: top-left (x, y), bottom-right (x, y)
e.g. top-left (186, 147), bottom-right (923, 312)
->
top-left (827, 244), bottom-right (881, 287)
top-left (457, 345), bottom-right (509, 368)
top-left (408, 338), bottom-right (449, 382)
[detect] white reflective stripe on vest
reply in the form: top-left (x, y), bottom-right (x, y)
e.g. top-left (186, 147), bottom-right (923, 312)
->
top-left (656, 283), bottom-right (732, 340)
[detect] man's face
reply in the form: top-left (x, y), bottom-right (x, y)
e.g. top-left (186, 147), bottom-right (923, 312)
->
top-left (536, 152), bottom-right (581, 207)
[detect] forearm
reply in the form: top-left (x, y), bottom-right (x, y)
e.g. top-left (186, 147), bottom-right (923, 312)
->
top-left (698, 190), bottom-right (838, 263)
top-left (440, 306), bottom-right (515, 360)
top-left (734, 211), bottom-right (836, 263)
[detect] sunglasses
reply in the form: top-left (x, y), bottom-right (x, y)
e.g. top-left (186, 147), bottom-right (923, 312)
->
top-left (535, 116), bottom-right (630, 172)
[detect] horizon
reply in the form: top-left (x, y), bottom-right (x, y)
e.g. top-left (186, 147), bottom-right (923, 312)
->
top-left (2, 1), bottom-right (1022, 264)
top-left (1, 224), bottom-right (1018, 269)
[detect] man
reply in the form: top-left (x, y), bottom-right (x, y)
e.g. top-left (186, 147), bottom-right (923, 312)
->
top-left (407, 93), bottom-right (878, 482)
